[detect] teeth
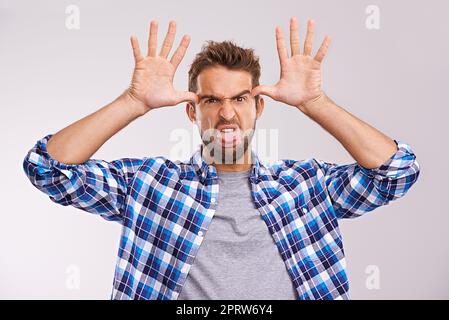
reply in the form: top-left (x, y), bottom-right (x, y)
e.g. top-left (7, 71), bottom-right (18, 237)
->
top-left (221, 128), bottom-right (234, 132)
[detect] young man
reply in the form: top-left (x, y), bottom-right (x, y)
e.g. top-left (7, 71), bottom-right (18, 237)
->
top-left (23, 18), bottom-right (420, 300)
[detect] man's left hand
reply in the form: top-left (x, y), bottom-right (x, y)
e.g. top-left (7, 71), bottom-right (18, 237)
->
top-left (251, 17), bottom-right (331, 110)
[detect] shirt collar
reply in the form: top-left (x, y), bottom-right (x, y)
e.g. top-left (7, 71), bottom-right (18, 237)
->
top-left (190, 144), bottom-right (266, 183)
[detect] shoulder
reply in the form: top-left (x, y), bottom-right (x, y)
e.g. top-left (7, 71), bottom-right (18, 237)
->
top-left (139, 156), bottom-right (196, 178)
top-left (262, 157), bottom-right (324, 180)
top-left (139, 156), bottom-right (181, 172)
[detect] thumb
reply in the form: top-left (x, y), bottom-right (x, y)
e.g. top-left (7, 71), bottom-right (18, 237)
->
top-left (175, 91), bottom-right (199, 105)
top-left (251, 85), bottom-right (277, 100)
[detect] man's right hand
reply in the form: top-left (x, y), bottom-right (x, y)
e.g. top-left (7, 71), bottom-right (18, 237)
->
top-left (45, 20), bottom-right (198, 164)
top-left (126, 20), bottom-right (198, 115)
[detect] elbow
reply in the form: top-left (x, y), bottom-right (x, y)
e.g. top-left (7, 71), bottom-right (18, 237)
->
top-left (379, 156), bottom-right (421, 201)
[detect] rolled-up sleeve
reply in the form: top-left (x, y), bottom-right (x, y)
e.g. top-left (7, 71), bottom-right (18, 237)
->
top-left (22, 134), bottom-right (145, 222)
top-left (314, 139), bottom-right (420, 219)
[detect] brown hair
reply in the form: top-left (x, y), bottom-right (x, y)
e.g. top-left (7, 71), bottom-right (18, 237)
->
top-left (188, 40), bottom-right (261, 106)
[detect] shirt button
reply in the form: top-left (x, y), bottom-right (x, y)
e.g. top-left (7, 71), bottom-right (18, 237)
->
top-left (302, 207), bottom-right (308, 214)
top-left (198, 231), bottom-right (204, 237)
top-left (181, 264), bottom-right (189, 274)
top-left (211, 198), bottom-right (216, 204)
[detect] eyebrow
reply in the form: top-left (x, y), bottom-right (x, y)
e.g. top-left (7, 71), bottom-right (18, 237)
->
top-left (198, 90), bottom-right (251, 102)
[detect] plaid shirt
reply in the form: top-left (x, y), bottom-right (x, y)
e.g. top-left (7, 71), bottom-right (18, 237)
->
top-left (23, 134), bottom-right (420, 300)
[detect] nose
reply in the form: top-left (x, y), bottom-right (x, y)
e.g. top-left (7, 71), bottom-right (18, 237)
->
top-left (218, 99), bottom-right (236, 121)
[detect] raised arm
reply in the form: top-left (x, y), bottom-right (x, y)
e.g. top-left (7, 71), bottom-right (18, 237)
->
top-left (47, 20), bottom-right (198, 164)
top-left (23, 20), bottom-right (197, 222)
top-left (252, 17), bottom-right (420, 218)
top-left (251, 17), bottom-right (398, 169)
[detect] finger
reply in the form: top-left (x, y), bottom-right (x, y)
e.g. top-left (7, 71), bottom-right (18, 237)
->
top-left (303, 19), bottom-right (315, 56)
top-left (170, 34), bottom-right (191, 70)
top-left (159, 20), bottom-right (176, 58)
top-left (130, 35), bottom-right (143, 63)
top-left (175, 91), bottom-right (198, 105)
top-left (147, 20), bottom-right (158, 57)
top-left (314, 35), bottom-right (331, 62)
top-left (290, 16), bottom-right (300, 56)
top-left (276, 26), bottom-right (288, 65)
top-left (251, 85), bottom-right (278, 100)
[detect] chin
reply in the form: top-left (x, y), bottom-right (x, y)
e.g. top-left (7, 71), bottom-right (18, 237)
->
top-left (216, 138), bottom-right (250, 164)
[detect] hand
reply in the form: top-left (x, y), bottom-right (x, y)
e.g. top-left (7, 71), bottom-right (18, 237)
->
top-left (251, 17), bottom-right (331, 110)
top-left (126, 20), bottom-right (198, 114)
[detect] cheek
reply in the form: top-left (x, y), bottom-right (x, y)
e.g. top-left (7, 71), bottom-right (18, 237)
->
top-left (198, 109), bottom-right (219, 129)
top-left (239, 108), bottom-right (257, 128)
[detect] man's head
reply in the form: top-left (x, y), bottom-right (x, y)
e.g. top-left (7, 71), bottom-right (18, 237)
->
top-left (186, 40), bottom-right (265, 164)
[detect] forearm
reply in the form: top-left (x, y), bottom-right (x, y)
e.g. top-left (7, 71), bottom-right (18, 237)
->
top-left (298, 94), bottom-right (398, 169)
top-left (46, 90), bottom-right (146, 164)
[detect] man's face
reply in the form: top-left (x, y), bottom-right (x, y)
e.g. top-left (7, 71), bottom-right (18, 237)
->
top-left (186, 65), bottom-right (264, 163)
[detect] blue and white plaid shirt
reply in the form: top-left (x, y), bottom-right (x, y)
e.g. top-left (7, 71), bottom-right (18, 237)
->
top-left (23, 134), bottom-right (420, 300)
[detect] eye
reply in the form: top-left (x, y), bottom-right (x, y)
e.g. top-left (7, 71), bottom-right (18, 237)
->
top-left (235, 96), bottom-right (247, 102)
top-left (205, 98), bottom-right (218, 104)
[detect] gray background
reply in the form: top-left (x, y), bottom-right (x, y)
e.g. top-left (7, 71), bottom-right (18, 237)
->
top-left (1, 0), bottom-right (447, 299)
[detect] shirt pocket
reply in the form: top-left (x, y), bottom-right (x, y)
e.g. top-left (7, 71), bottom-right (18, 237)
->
top-left (292, 190), bottom-right (342, 258)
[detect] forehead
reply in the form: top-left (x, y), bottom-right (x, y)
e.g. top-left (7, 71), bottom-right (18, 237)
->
top-left (196, 65), bottom-right (252, 95)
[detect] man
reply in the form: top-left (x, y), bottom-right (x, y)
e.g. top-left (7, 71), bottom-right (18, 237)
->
top-left (23, 18), bottom-right (420, 300)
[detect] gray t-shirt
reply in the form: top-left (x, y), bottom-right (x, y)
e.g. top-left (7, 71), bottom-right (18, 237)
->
top-left (178, 168), bottom-right (298, 300)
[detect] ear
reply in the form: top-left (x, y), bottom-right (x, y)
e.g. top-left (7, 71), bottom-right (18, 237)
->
top-left (186, 103), bottom-right (196, 123)
top-left (255, 96), bottom-right (265, 120)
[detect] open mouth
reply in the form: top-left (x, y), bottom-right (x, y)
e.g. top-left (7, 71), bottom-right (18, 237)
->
top-left (216, 126), bottom-right (241, 147)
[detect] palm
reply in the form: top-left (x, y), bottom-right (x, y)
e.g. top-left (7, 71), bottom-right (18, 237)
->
top-left (275, 55), bottom-right (322, 107)
top-left (252, 18), bottom-right (331, 108)
top-left (131, 57), bottom-right (178, 109)
top-left (128, 21), bottom-right (197, 112)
